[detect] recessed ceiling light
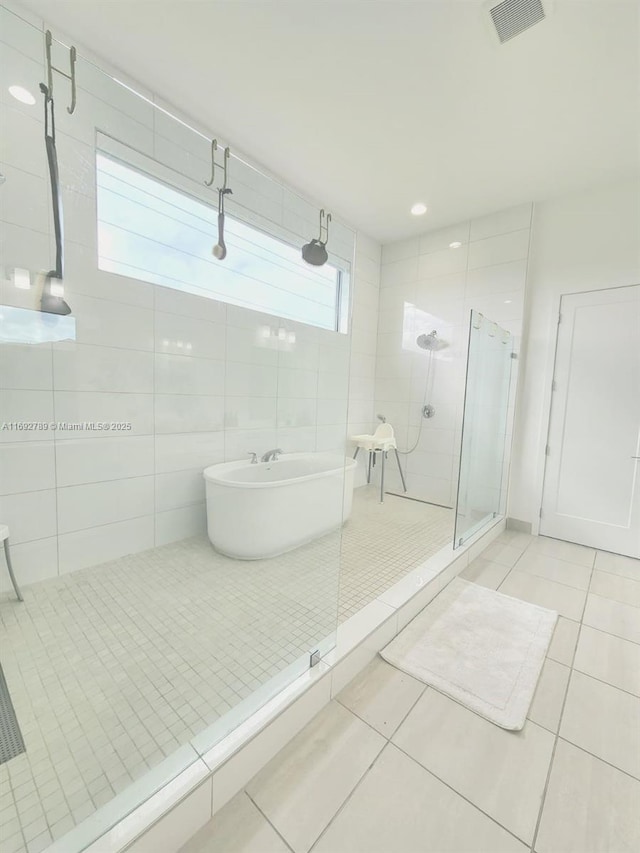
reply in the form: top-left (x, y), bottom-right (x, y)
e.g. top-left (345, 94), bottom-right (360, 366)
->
top-left (410, 202), bottom-right (427, 216)
top-left (8, 85), bottom-right (36, 105)
top-left (504, 299), bottom-right (512, 304)
top-left (449, 241), bottom-right (462, 249)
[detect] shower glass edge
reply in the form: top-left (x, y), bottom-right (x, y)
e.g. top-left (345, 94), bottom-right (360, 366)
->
top-left (454, 309), bottom-right (514, 548)
top-left (0, 6), bottom-right (347, 849)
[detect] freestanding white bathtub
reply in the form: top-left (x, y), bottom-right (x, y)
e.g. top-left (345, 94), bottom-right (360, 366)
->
top-left (203, 453), bottom-right (356, 559)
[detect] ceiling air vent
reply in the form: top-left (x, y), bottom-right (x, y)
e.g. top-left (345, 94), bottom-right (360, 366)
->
top-left (488, 0), bottom-right (546, 43)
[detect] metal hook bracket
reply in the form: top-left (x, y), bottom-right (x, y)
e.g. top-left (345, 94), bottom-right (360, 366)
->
top-left (221, 146), bottom-right (231, 191)
top-left (316, 210), bottom-right (331, 245)
top-left (204, 139), bottom-right (218, 187)
top-left (45, 30), bottom-right (77, 114)
top-left (316, 208), bottom-right (331, 246)
top-left (205, 144), bottom-right (231, 193)
top-left (323, 212), bottom-right (331, 245)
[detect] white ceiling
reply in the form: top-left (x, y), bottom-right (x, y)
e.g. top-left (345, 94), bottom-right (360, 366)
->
top-left (17, 0), bottom-right (640, 242)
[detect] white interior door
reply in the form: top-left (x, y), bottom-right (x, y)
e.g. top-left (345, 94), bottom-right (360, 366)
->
top-left (540, 285), bottom-right (640, 557)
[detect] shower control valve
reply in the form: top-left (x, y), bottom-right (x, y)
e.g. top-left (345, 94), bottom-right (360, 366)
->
top-left (422, 404), bottom-right (436, 419)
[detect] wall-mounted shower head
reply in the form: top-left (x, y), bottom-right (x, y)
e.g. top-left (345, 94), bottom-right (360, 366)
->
top-left (416, 330), bottom-right (448, 351)
top-left (376, 413), bottom-right (386, 422)
top-left (39, 271), bottom-right (71, 316)
top-left (302, 209), bottom-right (331, 267)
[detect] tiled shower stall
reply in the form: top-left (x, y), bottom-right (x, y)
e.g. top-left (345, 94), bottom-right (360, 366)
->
top-left (0, 5), bottom-right (521, 852)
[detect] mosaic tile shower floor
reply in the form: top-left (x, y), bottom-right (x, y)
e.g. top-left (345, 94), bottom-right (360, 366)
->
top-left (0, 488), bottom-right (453, 852)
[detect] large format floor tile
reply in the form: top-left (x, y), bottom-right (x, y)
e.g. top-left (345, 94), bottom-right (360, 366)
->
top-left (336, 658), bottom-right (424, 737)
top-left (478, 540), bottom-right (524, 568)
top-left (583, 593), bottom-right (640, 644)
top-left (573, 625), bottom-right (640, 696)
top-left (589, 570), bottom-right (640, 608)
top-left (560, 671), bottom-right (640, 779)
top-left (180, 792), bottom-right (289, 853)
top-left (546, 617), bottom-right (580, 666)
top-left (461, 557), bottom-right (512, 590)
top-left (496, 531), bottom-right (534, 555)
top-left (391, 689), bottom-right (554, 844)
top-left (528, 659), bottom-right (570, 733)
top-left (312, 744), bottom-right (528, 853)
top-left (535, 740), bottom-right (640, 853)
top-left (245, 702), bottom-right (385, 852)
top-left (498, 572), bottom-right (586, 621)
top-left (175, 533), bottom-right (639, 853)
top-left (594, 550), bottom-right (640, 581)
top-left (513, 550), bottom-right (591, 591)
top-left (528, 536), bottom-right (596, 568)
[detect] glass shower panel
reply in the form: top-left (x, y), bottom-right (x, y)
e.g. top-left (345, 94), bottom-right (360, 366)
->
top-left (454, 310), bottom-right (513, 546)
top-left (0, 7), bottom-right (349, 850)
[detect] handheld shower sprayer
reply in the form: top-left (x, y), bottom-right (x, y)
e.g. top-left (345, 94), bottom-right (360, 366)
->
top-left (396, 330), bottom-right (450, 455)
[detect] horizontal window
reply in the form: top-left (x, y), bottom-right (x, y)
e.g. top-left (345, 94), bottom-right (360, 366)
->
top-left (96, 152), bottom-right (348, 332)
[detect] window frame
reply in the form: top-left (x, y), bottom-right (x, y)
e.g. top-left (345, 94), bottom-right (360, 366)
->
top-left (94, 135), bottom-right (351, 334)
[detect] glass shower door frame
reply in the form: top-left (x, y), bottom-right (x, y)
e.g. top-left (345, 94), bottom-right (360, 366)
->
top-left (454, 309), bottom-right (514, 547)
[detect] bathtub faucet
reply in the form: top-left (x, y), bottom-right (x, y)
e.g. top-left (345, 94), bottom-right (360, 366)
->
top-left (261, 448), bottom-right (283, 462)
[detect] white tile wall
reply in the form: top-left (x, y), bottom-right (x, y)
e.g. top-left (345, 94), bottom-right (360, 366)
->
top-left (54, 436), bottom-right (156, 486)
top-left (54, 391), bottom-right (155, 438)
top-left (52, 343), bottom-right (155, 393)
top-left (375, 204), bottom-right (532, 506)
top-left (347, 238), bottom-right (381, 488)
top-left (0, 341), bottom-right (53, 389)
top-left (0, 440), bottom-right (56, 494)
top-left (0, 488), bottom-right (57, 543)
top-left (155, 431), bottom-right (225, 473)
top-left (4, 535), bottom-right (58, 586)
top-left (0, 8), bottom-right (382, 588)
top-left (56, 477), bottom-right (155, 533)
top-left (154, 469), bottom-right (205, 512)
top-left (58, 515), bottom-right (156, 574)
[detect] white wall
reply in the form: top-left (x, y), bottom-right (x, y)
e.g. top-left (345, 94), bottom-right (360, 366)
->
top-left (348, 234), bottom-right (380, 487)
top-left (509, 178), bottom-right (640, 528)
top-left (375, 204), bottom-right (532, 507)
top-left (0, 5), bottom-right (380, 588)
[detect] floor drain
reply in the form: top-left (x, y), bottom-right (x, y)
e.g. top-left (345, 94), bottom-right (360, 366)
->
top-left (0, 664), bottom-right (25, 765)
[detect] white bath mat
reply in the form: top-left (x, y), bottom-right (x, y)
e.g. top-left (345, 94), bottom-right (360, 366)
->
top-left (381, 578), bottom-right (557, 730)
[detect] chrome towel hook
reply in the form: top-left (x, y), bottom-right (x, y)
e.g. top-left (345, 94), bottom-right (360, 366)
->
top-left (45, 30), bottom-right (77, 114)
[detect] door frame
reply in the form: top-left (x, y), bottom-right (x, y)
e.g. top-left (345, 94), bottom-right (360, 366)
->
top-left (531, 289), bottom-right (563, 536)
top-left (537, 283), bottom-right (640, 541)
